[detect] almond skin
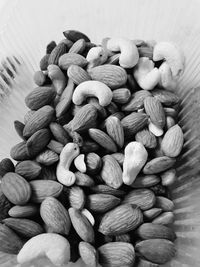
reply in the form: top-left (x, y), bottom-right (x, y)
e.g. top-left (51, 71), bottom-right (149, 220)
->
top-left (135, 128), bottom-right (157, 149)
top-left (105, 116), bottom-right (124, 148)
top-left (49, 122), bottom-right (71, 145)
top-left (98, 242), bottom-right (135, 267)
top-left (40, 196), bottom-right (71, 235)
top-left (63, 30), bottom-right (90, 42)
top-left (87, 194), bottom-right (121, 213)
top-left (161, 124), bottom-right (184, 157)
top-left (79, 241), bottom-right (98, 267)
top-left (8, 205), bottom-right (38, 218)
top-left (131, 175), bottom-right (160, 188)
top-left (69, 39), bottom-right (86, 54)
top-left (1, 173), bottom-right (31, 205)
top-left (48, 42), bottom-right (67, 65)
top-left (85, 153), bottom-right (102, 175)
top-left (152, 88), bottom-right (180, 106)
top-left (15, 160), bottom-right (42, 181)
top-left (99, 204), bottom-right (143, 235)
top-left (59, 53), bottom-right (88, 70)
top-left (67, 65), bottom-right (91, 85)
top-left (23, 105), bottom-right (55, 138)
top-left (143, 157), bottom-right (176, 174)
top-left (122, 90), bottom-right (151, 112)
top-left (10, 141), bottom-right (30, 161)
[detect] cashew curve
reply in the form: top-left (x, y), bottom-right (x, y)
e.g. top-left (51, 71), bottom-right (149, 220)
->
top-left (17, 233), bottom-right (70, 266)
top-left (56, 142), bottom-right (80, 186)
top-left (48, 64), bottom-right (67, 96)
top-left (107, 37), bottom-right (139, 68)
top-left (72, 80), bottom-right (113, 107)
top-left (153, 41), bottom-right (185, 78)
top-left (159, 62), bottom-right (177, 90)
top-left (148, 121), bottom-right (164, 137)
top-left (74, 154), bottom-right (86, 173)
top-left (86, 46), bottom-right (108, 68)
top-left (133, 57), bottom-right (160, 90)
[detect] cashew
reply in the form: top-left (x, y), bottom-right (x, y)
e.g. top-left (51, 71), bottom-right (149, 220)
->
top-left (161, 168), bottom-right (176, 186)
top-left (133, 57), bottom-right (160, 90)
top-left (17, 233), bottom-right (70, 266)
top-left (86, 46), bottom-right (108, 68)
top-left (159, 62), bottom-right (177, 90)
top-left (48, 64), bottom-right (67, 96)
top-left (153, 41), bottom-right (185, 78)
top-left (148, 121), bottom-right (164, 137)
top-left (74, 154), bottom-right (86, 173)
top-left (56, 143), bottom-right (80, 186)
top-left (106, 37), bottom-right (139, 68)
top-left (81, 208), bottom-right (95, 226)
top-left (72, 80), bottom-right (113, 107)
top-left (123, 141), bottom-right (148, 185)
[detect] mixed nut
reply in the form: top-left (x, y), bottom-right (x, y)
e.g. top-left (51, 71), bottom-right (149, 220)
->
top-left (0, 30), bottom-right (185, 267)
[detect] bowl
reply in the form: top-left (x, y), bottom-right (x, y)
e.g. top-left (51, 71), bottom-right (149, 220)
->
top-left (0, 0), bottom-right (200, 266)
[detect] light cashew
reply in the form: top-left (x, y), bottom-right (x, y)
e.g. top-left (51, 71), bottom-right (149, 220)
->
top-left (123, 141), bottom-right (148, 185)
top-left (48, 64), bottom-right (67, 96)
top-left (74, 154), bottom-right (86, 173)
top-left (153, 41), bottom-right (185, 78)
top-left (86, 46), bottom-right (108, 68)
top-left (56, 142), bottom-right (80, 186)
top-left (17, 233), bottom-right (70, 266)
top-left (133, 57), bottom-right (160, 90)
top-left (159, 62), bottom-right (177, 90)
top-left (72, 80), bottom-right (113, 107)
top-left (148, 121), bottom-right (164, 137)
top-left (81, 208), bottom-right (95, 226)
top-left (106, 37), bottom-right (139, 68)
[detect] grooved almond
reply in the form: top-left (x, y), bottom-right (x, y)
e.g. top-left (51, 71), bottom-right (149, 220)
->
top-left (135, 128), bottom-right (157, 149)
top-left (8, 205), bottom-right (38, 218)
top-left (143, 157), bottom-right (176, 174)
top-left (131, 175), bottom-right (160, 188)
top-left (75, 172), bottom-right (95, 187)
top-left (112, 88), bottom-right (131, 104)
top-left (152, 88), bottom-right (180, 106)
top-left (100, 155), bottom-right (123, 189)
top-left (88, 128), bottom-right (117, 153)
top-left (14, 120), bottom-right (25, 140)
top-left (79, 242), bottom-right (98, 267)
top-left (48, 42), bottom-right (67, 65)
top-left (1, 173), bottom-right (31, 205)
top-left (15, 160), bottom-right (42, 180)
top-left (68, 65), bottom-right (91, 85)
top-left (85, 153), bottom-right (102, 175)
top-left (90, 184), bottom-right (125, 197)
top-left (63, 30), bottom-right (90, 42)
top-left (88, 64), bottom-right (127, 89)
top-left (144, 96), bottom-right (165, 129)
top-left (122, 90), bottom-right (151, 112)
top-left (69, 186), bottom-right (86, 210)
top-left (69, 39), bottom-right (86, 54)
top-left (10, 141), bottom-right (30, 161)
top-left (59, 53), bottom-right (88, 70)
top-left (155, 196), bottom-right (174, 211)
top-left (87, 194), bottom-right (120, 213)
top-left (105, 116), bottom-right (124, 148)
top-left (49, 122), bottom-right (70, 145)
top-left (99, 204), bottom-right (143, 235)
top-left (23, 105), bottom-right (55, 138)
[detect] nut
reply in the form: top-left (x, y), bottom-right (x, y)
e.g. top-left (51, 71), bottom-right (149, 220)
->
top-left (67, 64), bottom-right (91, 85)
top-left (69, 186), bottom-right (86, 210)
top-left (58, 53), bottom-right (88, 70)
top-left (15, 160), bottom-right (42, 180)
top-left (87, 194), bottom-right (120, 213)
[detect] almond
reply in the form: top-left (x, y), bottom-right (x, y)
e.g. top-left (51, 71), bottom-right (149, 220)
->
top-left (1, 173), bottom-right (31, 205)
top-left (68, 207), bottom-right (94, 243)
top-left (0, 158), bottom-right (14, 177)
top-left (122, 90), bottom-right (151, 112)
top-left (69, 39), bottom-right (86, 54)
top-left (15, 160), bottom-right (42, 180)
top-left (14, 120), bottom-right (25, 140)
top-left (131, 175), bottom-right (160, 188)
top-left (152, 88), bottom-right (180, 106)
top-left (49, 122), bottom-right (71, 145)
top-left (24, 110), bottom-right (35, 124)
top-left (79, 241), bottom-right (98, 267)
top-left (85, 153), bottom-right (102, 175)
top-left (155, 196), bottom-right (174, 211)
top-left (68, 65), bottom-right (91, 85)
top-left (100, 155), bottom-right (123, 189)
top-left (46, 40), bottom-right (57, 54)
top-left (112, 88), bottom-right (131, 104)
top-left (36, 149), bottom-right (59, 165)
top-left (25, 86), bottom-right (56, 110)
top-left (47, 139), bottom-right (64, 154)
top-left (75, 171), bottom-right (95, 187)
top-left (87, 194), bottom-right (120, 213)
top-left (72, 104), bottom-right (98, 132)
top-left (105, 116), bottom-right (124, 148)
top-left (144, 96), bottom-right (165, 129)
top-left (23, 105), bottom-right (55, 138)
top-left (121, 112), bottom-right (149, 138)
top-left (8, 205), bottom-right (38, 218)
top-left (152, 212), bottom-right (175, 225)
top-left (98, 242), bottom-right (135, 267)
top-left (136, 258), bottom-right (159, 267)
top-left (30, 180), bottom-right (63, 203)
top-left (99, 204), bottom-right (143, 235)
top-left (81, 140), bottom-right (100, 153)
top-left (88, 129), bottom-right (117, 153)
top-left (40, 196), bottom-right (71, 235)
top-left (40, 54), bottom-right (50, 70)
top-left (3, 218), bottom-right (44, 238)
top-left (136, 223), bottom-right (176, 241)
top-left (69, 186), bottom-right (86, 210)
top-left (26, 128), bottom-right (51, 157)
top-left (123, 189), bottom-right (155, 211)
top-left (63, 30), bottom-right (90, 42)
top-left (161, 124), bottom-right (184, 157)
top-left (135, 239), bottom-right (176, 264)
top-left (59, 53), bottom-right (87, 70)
top-left (87, 97), bottom-right (107, 119)
top-left (115, 234), bottom-right (131, 243)
top-left (111, 153), bottom-right (124, 166)
top-left (0, 186), bottom-right (12, 221)
top-left (143, 208), bottom-right (162, 220)
top-left (89, 64), bottom-right (127, 89)
top-left (0, 223), bottom-right (23, 254)
top-left (135, 128), bottom-right (157, 149)
top-left (90, 184), bottom-right (125, 197)
top-left (48, 42), bottom-right (67, 65)
top-left (10, 141), bottom-right (30, 161)
top-left (143, 156), bottom-right (176, 174)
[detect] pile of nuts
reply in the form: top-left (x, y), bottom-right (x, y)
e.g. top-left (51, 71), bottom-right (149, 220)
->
top-left (0, 30), bottom-right (185, 267)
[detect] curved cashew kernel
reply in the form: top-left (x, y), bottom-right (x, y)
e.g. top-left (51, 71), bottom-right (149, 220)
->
top-left (133, 57), bottom-right (160, 90)
top-left (72, 80), bottom-right (113, 107)
top-left (159, 62), bottom-right (177, 90)
top-left (48, 64), bottom-right (67, 96)
top-left (153, 41), bottom-right (185, 78)
top-left (123, 141), bottom-right (148, 185)
top-left (74, 154), bottom-right (86, 173)
top-left (86, 46), bottom-right (108, 68)
top-left (17, 233), bottom-right (70, 266)
top-left (161, 169), bottom-right (176, 186)
top-left (107, 37), bottom-right (139, 68)
top-left (81, 208), bottom-right (95, 226)
top-left (148, 121), bottom-right (163, 137)
top-left (56, 143), bottom-right (80, 186)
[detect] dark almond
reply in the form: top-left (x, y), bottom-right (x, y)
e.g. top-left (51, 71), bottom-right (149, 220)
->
top-left (10, 141), bottom-right (30, 161)
top-left (0, 186), bottom-right (12, 221)
top-left (48, 42), bottom-right (67, 65)
top-left (40, 54), bottom-right (50, 71)
top-left (135, 128), bottom-right (157, 149)
top-left (63, 30), bottom-right (90, 42)
top-left (90, 184), bottom-right (125, 197)
top-left (14, 120), bottom-right (25, 140)
top-left (155, 196), bottom-right (174, 211)
top-left (47, 140), bottom-right (64, 154)
top-left (75, 171), bottom-right (95, 187)
top-left (46, 40), bottom-right (57, 54)
top-left (87, 194), bottom-right (120, 213)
